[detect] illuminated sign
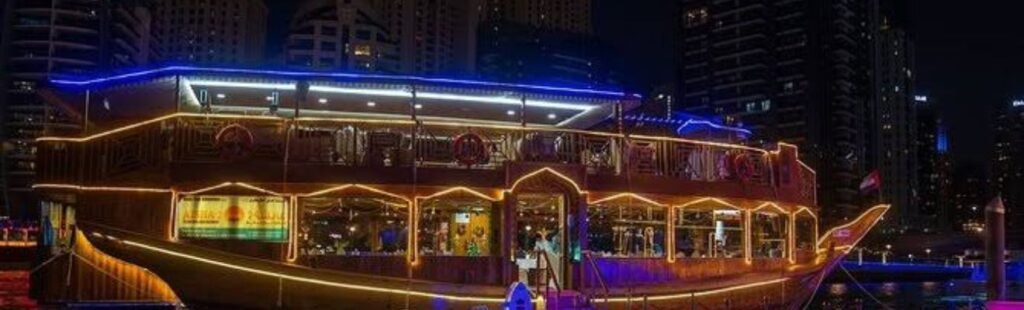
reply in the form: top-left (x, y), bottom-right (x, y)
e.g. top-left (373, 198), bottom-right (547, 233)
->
top-left (914, 95), bottom-right (928, 102)
top-left (177, 195), bottom-right (288, 242)
top-left (1013, 100), bottom-right (1024, 107)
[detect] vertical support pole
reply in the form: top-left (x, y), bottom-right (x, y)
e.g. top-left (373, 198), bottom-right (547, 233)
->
top-left (409, 84), bottom-right (419, 265)
top-left (667, 206), bottom-right (676, 262)
top-left (173, 75), bottom-right (181, 113)
top-left (520, 95), bottom-right (527, 128)
top-left (985, 196), bottom-right (1006, 301)
top-left (276, 276), bottom-right (283, 308)
top-left (83, 89), bottom-right (90, 134)
top-left (168, 190), bottom-right (178, 241)
top-left (503, 191), bottom-right (517, 284)
top-left (744, 209), bottom-right (752, 264)
top-left (286, 195), bottom-right (298, 262)
top-left (788, 211), bottom-right (796, 263)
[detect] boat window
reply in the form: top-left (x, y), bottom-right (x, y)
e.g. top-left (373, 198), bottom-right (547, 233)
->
top-left (587, 200), bottom-right (666, 258)
top-left (299, 196), bottom-right (408, 256)
top-left (418, 196), bottom-right (497, 256)
top-left (795, 212), bottom-right (816, 255)
top-left (674, 206), bottom-right (744, 259)
top-left (751, 211), bottom-right (788, 259)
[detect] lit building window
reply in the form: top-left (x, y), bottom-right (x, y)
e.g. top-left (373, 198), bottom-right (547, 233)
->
top-left (353, 45), bottom-right (372, 56)
top-left (684, 7), bottom-right (709, 28)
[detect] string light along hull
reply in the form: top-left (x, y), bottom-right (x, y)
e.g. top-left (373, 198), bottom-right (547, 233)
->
top-left (29, 66), bottom-right (888, 309)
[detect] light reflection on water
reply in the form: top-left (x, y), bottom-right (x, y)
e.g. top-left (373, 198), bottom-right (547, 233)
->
top-left (814, 281), bottom-right (992, 309)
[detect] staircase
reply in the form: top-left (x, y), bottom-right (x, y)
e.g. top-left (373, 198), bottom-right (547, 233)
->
top-left (0, 271), bottom-right (39, 309)
top-left (544, 290), bottom-right (593, 310)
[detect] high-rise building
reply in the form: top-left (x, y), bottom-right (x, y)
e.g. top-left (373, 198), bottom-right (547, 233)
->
top-left (285, 0), bottom-right (398, 72)
top-left (482, 0), bottom-right (592, 35)
top-left (869, 4), bottom-right (916, 232)
top-left (0, 0), bottom-right (158, 218)
top-left (372, 0), bottom-right (482, 77)
top-left (152, 0), bottom-right (267, 65)
top-left (994, 99), bottom-right (1024, 247)
top-left (477, 0), bottom-right (614, 88)
top-left (675, 0), bottom-right (876, 225)
top-left (951, 169), bottom-right (988, 234)
top-left (915, 96), bottom-right (952, 232)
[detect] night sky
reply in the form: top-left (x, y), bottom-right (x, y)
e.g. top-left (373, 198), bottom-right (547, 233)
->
top-left (268, 1), bottom-right (1024, 172)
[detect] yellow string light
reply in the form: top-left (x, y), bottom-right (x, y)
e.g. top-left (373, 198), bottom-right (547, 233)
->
top-left (508, 167), bottom-right (586, 194)
top-left (33, 183), bottom-right (170, 193)
top-left (587, 192), bottom-right (667, 207)
top-left (38, 112), bottom-right (772, 153)
top-left (815, 204), bottom-right (890, 252)
top-left (118, 238), bottom-right (518, 304)
top-left (596, 277), bottom-right (790, 303)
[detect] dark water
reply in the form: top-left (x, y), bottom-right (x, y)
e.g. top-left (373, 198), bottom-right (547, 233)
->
top-left (811, 280), bottom-right (1024, 309)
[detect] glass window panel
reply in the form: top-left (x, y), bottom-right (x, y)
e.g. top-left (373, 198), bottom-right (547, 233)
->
top-left (418, 197), bottom-right (497, 256)
top-left (300, 196), bottom-right (408, 256)
top-left (587, 202), bottom-right (666, 258)
top-left (752, 211), bottom-right (787, 258)
top-left (675, 207), bottom-right (743, 258)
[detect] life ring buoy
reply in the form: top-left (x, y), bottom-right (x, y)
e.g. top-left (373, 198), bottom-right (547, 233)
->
top-left (732, 153), bottom-right (755, 182)
top-left (215, 124), bottom-right (255, 162)
top-left (452, 133), bottom-right (488, 167)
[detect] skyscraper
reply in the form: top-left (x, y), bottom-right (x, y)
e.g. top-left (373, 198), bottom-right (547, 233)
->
top-left (152, 0), bottom-right (267, 65)
top-left (994, 99), bottom-right (1024, 247)
top-left (915, 96), bottom-right (951, 232)
top-left (0, 0), bottom-right (158, 218)
top-left (870, 2), bottom-right (917, 232)
top-left (372, 0), bottom-right (482, 77)
top-left (482, 0), bottom-right (592, 34)
top-left (675, 0), bottom-right (876, 224)
top-left (477, 0), bottom-right (615, 88)
top-left (285, 0), bottom-right (398, 72)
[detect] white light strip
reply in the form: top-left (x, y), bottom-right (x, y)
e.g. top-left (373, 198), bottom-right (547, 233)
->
top-left (308, 85), bottom-right (412, 97)
top-left (186, 81), bottom-right (594, 112)
top-left (188, 80), bottom-right (296, 90)
top-left (415, 92), bottom-right (591, 111)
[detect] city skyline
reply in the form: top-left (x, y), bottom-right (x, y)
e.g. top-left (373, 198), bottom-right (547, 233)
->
top-left (1, 0), bottom-right (1020, 232)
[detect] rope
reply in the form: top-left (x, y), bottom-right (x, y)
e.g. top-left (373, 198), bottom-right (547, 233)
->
top-left (28, 251), bottom-right (69, 274)
top-left (800, 267), bottom-right (829, 310)
top-left (839, 264), bottom-right (890, 309)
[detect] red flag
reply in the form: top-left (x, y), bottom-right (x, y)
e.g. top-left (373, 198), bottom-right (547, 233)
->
top-left (859, 170), bottom-right (882, 194)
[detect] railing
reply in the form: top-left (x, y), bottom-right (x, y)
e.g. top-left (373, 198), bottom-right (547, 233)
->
top-left (36, 113), bottom-right (816, 203)
top-left (534, 250), bottom-right (561, 304)
top-left (582, 251), bottom-right (610, 306)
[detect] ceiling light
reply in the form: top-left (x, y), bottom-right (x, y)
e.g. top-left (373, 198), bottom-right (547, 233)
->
top-left (547, 113), bottom-right (557, 119)
top-left (414, 104), bottom-right (423, 109)
top-left (318, 98), bottom-right (327, 104)
top-left (507, 110), bottom-right (515, 116)
top-left (367, 101), bottom-right (376, 107)
top-left (215, 93), bottom-right (226, 99)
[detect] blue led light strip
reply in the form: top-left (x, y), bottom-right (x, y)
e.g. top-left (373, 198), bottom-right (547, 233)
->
top-left (676, 119), bottom-right (752, 135)
top-left (50, 66), bottom-right (639, 98)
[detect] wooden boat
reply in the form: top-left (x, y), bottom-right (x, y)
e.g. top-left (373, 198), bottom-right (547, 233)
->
top-left (31, 67), bottom-right (888, 309)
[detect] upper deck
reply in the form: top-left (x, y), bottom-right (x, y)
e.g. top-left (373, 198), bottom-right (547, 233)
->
top-left (34, 66), bottom-right (816, 206)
